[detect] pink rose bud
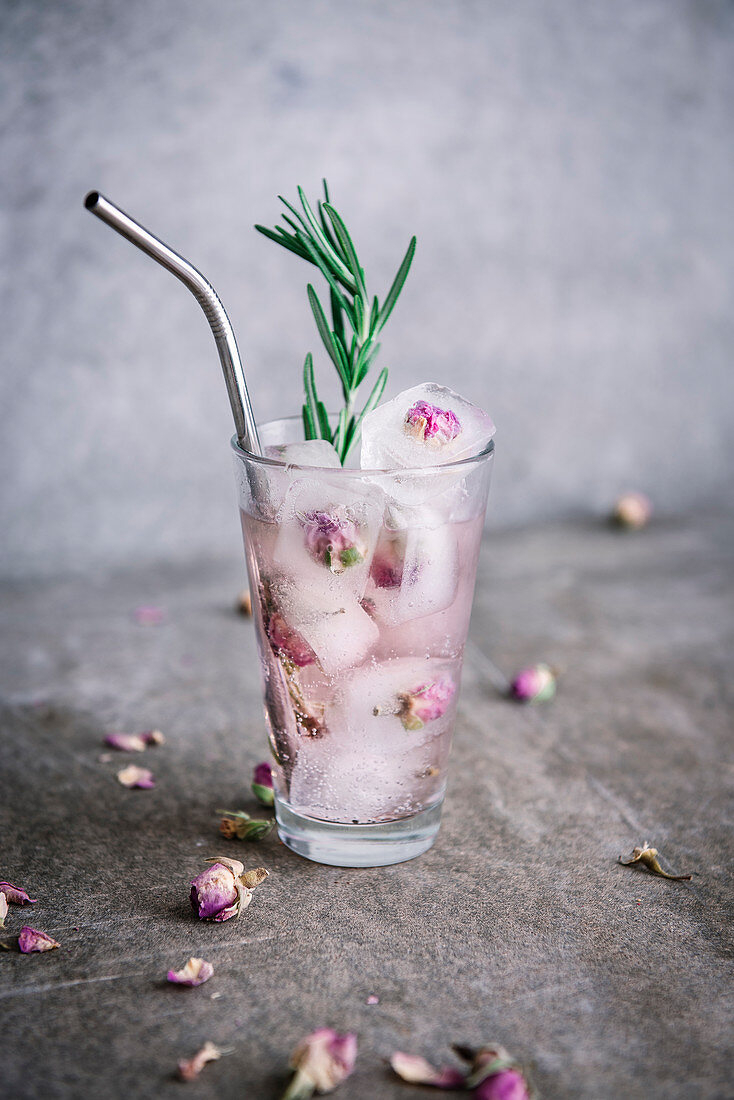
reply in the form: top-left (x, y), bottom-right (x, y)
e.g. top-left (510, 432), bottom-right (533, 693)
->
top-left (612, 491), bottom-right (652, 530)
top-left (177, 1041), bottom-right (224, 1081)
top-left (167, 957), bottom-right (214, 986)
top-left (404, 401), bottom-right (462, 445)
top-left (18, 926), bottom-right (60, 953)
top-left (459, 1046), bottom-right (531, 1100)
top-left (399, 677), bottom-right (456, 731)
top-left (190, 858), bottom-right (268, 922)
top-left (510, 663), bottom-right (556, 704)
top-left (369, 534), bottom-right (405, 589)
top-left (475, 1068), bottom-right (530, 1100)
top-left (252, 761), bottom-right (275, 806)
top-left (116, 765), bottom-right (156, 788)
top-left (390, 1052), bottom-right (466, 1088)
top-left (0, 881), bottom-right (38, 906)
top-left (268, 609), bottom-right (317, 668)
top-left (283, 1029), bottom-right (358, 1098)
top-left (300, 511), bottom-right (365, 574)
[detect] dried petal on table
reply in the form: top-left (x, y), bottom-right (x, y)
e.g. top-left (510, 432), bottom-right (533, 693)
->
top-left (0, 893), bottom-right (7, 928)
top-left (133, 605), bottom-right (167, 626)
top-left (167, 957), bottom-right (214, 987)
top-left (116, 765), bottom-right (156, 789)
top-left (390, 1052), bottom-right (465, 1088)
top-left (0, 881), bottom-right (38, 905)
top-left (177, 1041), bottom-right (224, 1082)
top-left (190, 858), bottom-right (269, 922)
top-left (612, 491), bottom-right (652, 530)
top-left (282, 1029), bottom-right (358, 1099)
top-left (618, 842), bottom-right (692, 881)
top-left (252, 761), bottom-right (275, 806)
top-left (18, 926), bottom-right (60, 953)
top-left (237, 588), bottom-right (252, 615)
top-left (105, 730), bottom-right (165, 752)
top-left (365, 994), bottom-right (379, 1005)
top-left (510, 663), bottom-right (556, 704)
top-left (219, 810), bottom-right (274, 841)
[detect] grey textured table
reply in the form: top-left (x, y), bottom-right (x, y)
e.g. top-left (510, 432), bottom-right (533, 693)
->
top-left (2, 516), bottom-right (732, 1099)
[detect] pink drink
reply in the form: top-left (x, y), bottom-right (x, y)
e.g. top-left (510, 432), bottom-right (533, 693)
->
top-left (240, 507), bottom-right (485, 825)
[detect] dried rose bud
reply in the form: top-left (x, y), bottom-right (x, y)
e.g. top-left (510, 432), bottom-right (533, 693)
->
top-left (167, 957), bottom-right (214, 986)
top-left (0, 881), bottom-right (38, 906)
top-left (398, 677), bottom-right (456, 731)
top-left (390, 1052), bottom-right (465, 1089)
top-left (252, 761), bottom-right (275, 806)
top-left (190, 858), bottom-right (269, 922)
top-left (268, 608), bottom-right (316, 667)
top-left (237, 588), bottom-right (253, 615)
top-left (116, 765), bottom-right (156, 789)
top-left (133, 605), bottom-right (166, 626)
top-left (218, 810), bottom-right (274, 841)
top-left (283, 1029), bottom-right (358, 1099)
top-left (612, 491), bottom-right (652, 530)
top-left (300, 511), bottom-right (365, 574)
top-left (510, 664), bottom-right (556, 704)
top-left (18, 926), bottom-right (60, 953)
top-left (618, 842), bottom-right (692, 881)
top-left (0, 893), bottom-right (7, 929)
top-left (404, 400), bottom-right (462, 445)
top-left (369, 533), bottom-right (405, 589)
top-left (456, 1045), bottom-right (531, 1100)
top-left (177, 1041), bottom-right (224, 1081)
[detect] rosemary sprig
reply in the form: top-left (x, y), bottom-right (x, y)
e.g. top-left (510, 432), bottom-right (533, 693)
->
top-left (255, 181), bottom-right (416, 463)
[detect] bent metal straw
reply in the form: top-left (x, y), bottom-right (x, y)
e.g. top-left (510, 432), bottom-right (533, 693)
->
top-left (84, 191), bottom-right (261, 455)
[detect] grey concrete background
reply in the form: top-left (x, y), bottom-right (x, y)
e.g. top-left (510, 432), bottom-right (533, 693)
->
top-left (2, 0), bottom-right (734, 577)
top-left (2, 515), bottom-right (732, 1098)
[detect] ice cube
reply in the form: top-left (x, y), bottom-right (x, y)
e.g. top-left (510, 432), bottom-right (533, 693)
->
top-left (264, 439), bottom-right (342, 469)
top-left (366, 513), bottom-right (458, 625)
top-left (360, 382), bottom-right (495, 470)
top-left (271, 578), bottom-right (379, 675)
top-left (273, 476), bottom-right (384, 604)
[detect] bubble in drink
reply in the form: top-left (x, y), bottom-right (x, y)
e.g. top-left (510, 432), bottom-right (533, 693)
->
top-left (360, 382), bottom-right (495, 471)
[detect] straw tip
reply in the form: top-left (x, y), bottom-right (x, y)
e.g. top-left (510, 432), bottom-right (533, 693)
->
top-left (84, 191), bottom-right (100, 210)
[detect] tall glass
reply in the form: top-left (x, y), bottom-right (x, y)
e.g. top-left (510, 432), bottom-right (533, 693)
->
top-left (233, 416), bottom-right (494, 867)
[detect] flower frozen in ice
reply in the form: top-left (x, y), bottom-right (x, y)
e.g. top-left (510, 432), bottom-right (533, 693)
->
top-left (190, 858), bottom-right (269, 922)
top-left (282, 1028), bottom-right (358, 1098)
top-left (268, 608), bottom-right (317, 667)
top-left (510, 664), bottom-right (556, 704)
top-left (18, 926), bottom-right (60, 953)
top-left (116, 765), bottom-right (156, 788)
top-left (252, 761), bottom-right (275, 806)
top-left (104, 730), bottom-right (165, 752)
top-left (300, 510), bottom-right (365, 574)
top-left (218, 809), bottom-right (274, 841)
top-left (0, 881), bottom-right (38, 906)
top-left (167, 957), bottom-right (214, 986)
top-left (404, 400), bottom-right (462, 445)
top-left (177, 1040), bottom-right (225, 1081)
top-left (398, 677), bottom-right (456, 731)
top-left (612, 491), bottom-right (652, 530)
top-left (369, 534), bottom-right (405, 589)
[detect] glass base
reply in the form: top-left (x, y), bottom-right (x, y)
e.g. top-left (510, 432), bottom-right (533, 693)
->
top-left (274, 797), bottom-right (443, 867)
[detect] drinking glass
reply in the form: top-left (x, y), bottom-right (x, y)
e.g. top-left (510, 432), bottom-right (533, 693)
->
top-left (233, 416), bottom-right (493, 866)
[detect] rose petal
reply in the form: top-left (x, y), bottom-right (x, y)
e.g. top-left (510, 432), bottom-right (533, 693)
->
top-left (18, 926), bottom-right (60, 953)
top-left (116, 765), bottom-right (155, 789)
top-left (105, 732), bottom-right (147, 752)
top-left (290, 1029), bottom-right (358, 1092)
top-left (177, 1041), bottom-right (223, 1081)
top-left (390, 1052), bottom-right (466, 1088)
top-left (0, 881), bottom-right (38, 905)
top-left (366, 994), bottom-right (379, 1005)
top-left (167, 957), bottom-right (214, 987)
top-left (0, 893), bottom-right (7, 928)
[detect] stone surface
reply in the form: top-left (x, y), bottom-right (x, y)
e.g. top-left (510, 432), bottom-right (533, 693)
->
top-left (1, 514), bottom-right (732, 1098)
top-left (2, 0), bottom-right (734, 575)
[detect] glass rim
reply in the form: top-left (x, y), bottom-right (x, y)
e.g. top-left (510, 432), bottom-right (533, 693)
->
top-left (231, 414), bottom-right (495, 476)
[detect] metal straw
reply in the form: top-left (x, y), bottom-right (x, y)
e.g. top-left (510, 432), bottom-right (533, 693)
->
top-left (84, 191), bottom-right (261, 455)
